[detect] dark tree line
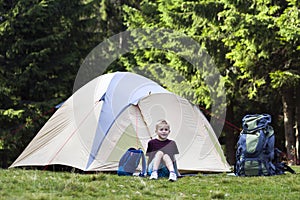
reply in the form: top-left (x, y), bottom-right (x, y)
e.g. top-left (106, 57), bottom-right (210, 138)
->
top-left (0, 0), bottom-right (299, 167)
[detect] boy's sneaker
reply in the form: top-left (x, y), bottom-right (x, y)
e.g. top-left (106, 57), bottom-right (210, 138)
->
top-left (168, 172), bottom-right (177, 182)
top-left (150, 171), bottom-right (158, 180)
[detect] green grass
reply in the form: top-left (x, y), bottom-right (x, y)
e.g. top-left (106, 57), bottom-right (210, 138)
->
top-left (0, 167), bottom-right (299, 200)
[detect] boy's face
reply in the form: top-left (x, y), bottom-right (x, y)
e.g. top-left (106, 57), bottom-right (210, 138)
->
top-left (156, 124), bottom-right (170, 141)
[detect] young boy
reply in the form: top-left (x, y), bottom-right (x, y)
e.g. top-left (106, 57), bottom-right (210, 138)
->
top-left (146, 119), bottom-right (179, 181)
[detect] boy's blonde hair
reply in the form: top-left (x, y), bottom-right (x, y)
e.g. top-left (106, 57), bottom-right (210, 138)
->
top-left (155, 119), bottom-right (170, 131)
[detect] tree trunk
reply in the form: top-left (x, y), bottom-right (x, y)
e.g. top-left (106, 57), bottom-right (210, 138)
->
top-left (295, 83), bottom-right (300, 165)
top-left (225, 103), bottom-right (237, 165)
top-left (281, 87), bottom-right (296, 164)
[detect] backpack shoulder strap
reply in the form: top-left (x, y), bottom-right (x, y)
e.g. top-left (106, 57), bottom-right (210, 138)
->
top-left (275, 162), bottom-right (296, 174)
top-left (273, 148), bottom-right (296, 174)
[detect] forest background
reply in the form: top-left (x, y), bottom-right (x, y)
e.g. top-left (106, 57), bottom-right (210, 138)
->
top-left (0, 0), bottom-right (299, 168)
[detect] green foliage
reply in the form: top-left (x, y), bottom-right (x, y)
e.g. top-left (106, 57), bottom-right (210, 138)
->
top-left (0, 109), bottom-right (24, 118)
top-left (0, 0), bottom-right (81, 162)
top-left (1, 0), bottom-right (299, 169)
top-left (122, 0), bottom-right (297, 117)
top-left (121, 0), bottom-right (300, 159)
top-left (276, 1), bottom-right (300, 43)
top-left (0, 0), bottom-right (132, 164)
top-left (270, 70), bottom-right (300, 89)
top-left (122, 1), bottom-right (227, 109)
top-left (0, 168), bottom-right (299, 199)
top-left (216, 0), bottom-right (299, 97)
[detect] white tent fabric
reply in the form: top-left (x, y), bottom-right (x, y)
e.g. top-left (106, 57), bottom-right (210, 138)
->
top-left (10, 72), bottom-right (230, 172)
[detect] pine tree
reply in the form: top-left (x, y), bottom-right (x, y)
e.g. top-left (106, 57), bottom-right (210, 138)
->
top-left (0, 0), bottom-right (129, 164)
top-left (122, 0), bottom-right (300, 164)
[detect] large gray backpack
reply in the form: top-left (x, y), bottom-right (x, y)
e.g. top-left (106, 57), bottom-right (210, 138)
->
top-left (235, 114), bottom-right (295, 176)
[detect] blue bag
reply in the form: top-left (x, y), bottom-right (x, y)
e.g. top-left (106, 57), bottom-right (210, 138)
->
top-left (235, 114), bottom-right (296, 176)
top-left (117, 148), bottom-right (147, 177)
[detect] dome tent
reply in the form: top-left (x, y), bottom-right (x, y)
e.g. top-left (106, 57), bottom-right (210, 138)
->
top-left (10, 72), bottom-right (230, 173)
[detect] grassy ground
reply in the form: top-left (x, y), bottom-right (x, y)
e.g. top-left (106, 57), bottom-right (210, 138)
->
top-left (0, 167), bottom-right (299, 200)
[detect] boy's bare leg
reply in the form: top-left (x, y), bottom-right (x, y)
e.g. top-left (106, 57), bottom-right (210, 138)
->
top-left (152, 151), bottom-right (164, 171)
top-left (150, 151), bottom-right (177, 181)
top-left (162, 154), bottom-right (175, 172)
top-left (150, 151), bottom-right (164, 180)
top-left (162, 154), bottom-right (177, 181)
